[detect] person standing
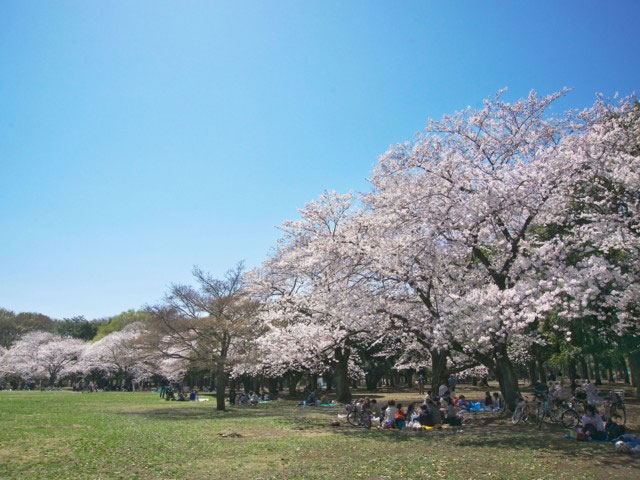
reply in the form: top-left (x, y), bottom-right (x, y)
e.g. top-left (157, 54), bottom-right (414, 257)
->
top-left (417, 374), bottom-right (425, 395)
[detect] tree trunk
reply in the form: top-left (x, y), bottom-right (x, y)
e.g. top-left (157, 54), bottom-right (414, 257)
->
top-left (287, 371), bottom-right (303, 396)
top-left (215, 362), bottom-right (226, 411)
top-left (324, 370), bottom-right (334, 391)
top-left (619, 357), bottom-right (630, 384)
top-left (578, 356), bottom-right (589, 381)
top-left (430, 348), bottom-right (448, 397)
top-left (527, 361), bottom-right (537, 386)
top-left (627, 351), bottom-right (640, 397)
top-left (537, 357), bottom-right (547, 384)
top-left (568, 359), bottom-right (578, 391)
top-left (493, 345), bottom-right (520, 412)
top-left (334, 347), bottom-right (352, 403)
top-left (592, 354), bottom-right (602, 385)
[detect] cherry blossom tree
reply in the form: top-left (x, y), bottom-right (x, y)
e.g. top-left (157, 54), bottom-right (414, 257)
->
top-left (80, 323), bottom-right (152, 388)
top-left (2, 332), bottom-right (87, 385)
top-left (364, 89), bottom-right (588, 409)
top-left (248, 191), bottom-right (388, 402)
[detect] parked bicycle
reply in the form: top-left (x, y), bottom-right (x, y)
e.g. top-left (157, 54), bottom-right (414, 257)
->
top-left (602, 391), bottom-right (626, 426)
top-left (511, 397), bottom-right (531, 424)
top-left (536, 391), bottom-right (580, 429)
top-left (345, 402), bottom-right (372, 429)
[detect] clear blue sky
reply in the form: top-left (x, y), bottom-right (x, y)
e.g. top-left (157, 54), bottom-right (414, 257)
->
top-left (1, 1), bottom-right (639, 319)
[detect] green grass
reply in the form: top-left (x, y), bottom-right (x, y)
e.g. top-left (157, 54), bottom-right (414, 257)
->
top-left (0, 389), bottom-right (638, 479)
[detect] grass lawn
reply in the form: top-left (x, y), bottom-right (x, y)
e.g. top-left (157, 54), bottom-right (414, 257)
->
top-left (1, 387), bottom-right (639, 479)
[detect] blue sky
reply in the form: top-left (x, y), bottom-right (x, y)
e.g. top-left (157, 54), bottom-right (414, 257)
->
top-left (1, 1), bottom-right (639, 319)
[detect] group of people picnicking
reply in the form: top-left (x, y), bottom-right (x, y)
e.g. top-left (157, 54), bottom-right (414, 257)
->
top-left (349, 380), bottom-right (505, 430)
top-left (159, 381), bottom-right (203, 402)
top-left (230, 389), bottom-right (276, 406)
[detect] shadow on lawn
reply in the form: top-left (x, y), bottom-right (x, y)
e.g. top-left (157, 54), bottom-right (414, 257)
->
top-left (291, 410), bottom-right (640, 470)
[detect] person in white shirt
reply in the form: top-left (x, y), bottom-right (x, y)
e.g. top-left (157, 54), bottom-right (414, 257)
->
top-left (438, 383), bottom-right (448, 398)
top-left (581, 405), bottom-right (606, 440)
top-left (383, 400), bottom-right (398, 427)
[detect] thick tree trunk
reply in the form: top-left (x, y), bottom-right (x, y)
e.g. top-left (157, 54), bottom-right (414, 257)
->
top-left (267, 377), bottom-right (279, 395)
top-left (568, 359), bottom-right (578, 390)
top-left (627, 351), bottom-right (640, 397)
top-left (215, 362), bottom-right (226, 411)
top-left (334, 347), bottom-right (352, 403)
top-left (324, 370), bottom-right (334, 391)
top-left (578, 356), bottom-right (589, 381)
top-left (286, 371), bottom-right (304, 396)
top-left (527, 361), bottom-right (537, 386)
top-left (493, 346), bottom-right (520, 412)
top-left (592, 354), bottom-right (603, 385)
top-left (430, 348), bottom-right (448, 397)
top-left (365, 370), bottom-right (383, 390)
top-left (619, 357), bottom-right (630, 384)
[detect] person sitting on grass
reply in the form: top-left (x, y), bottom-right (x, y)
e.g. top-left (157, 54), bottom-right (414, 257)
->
top-left (250, 392), bottom-right (260, 405)
top-left (417, 404), bottom-right (434, 427)
top-left (189, 389), bottom-right (198, 401)
top-left (165, 385), bottom-right (176, 401)
top-left (580, 405), bottom-right (606, 440)
top-left (457, 395), bottom-right (467, 409)
top-left (298, 390), bottom-right (316, 406)
top-left (427, 399), bottom-right (442, 426)
top-left (484, 391), bottom-right (493, 408)
top-left (443, 397), bottom-right (462, 426)
top-left (394, 403), bottom-right (406, 429)
top-left (438, 383), bottom-right (449, 399)
top-left (406, 403), bottom-right (418, 422)
top-left (383, 400), bottom-right (397, 428)
top-left (369, 399), bottom-right (381, 418)
top-left (492, 392), bottom-right (504, 411)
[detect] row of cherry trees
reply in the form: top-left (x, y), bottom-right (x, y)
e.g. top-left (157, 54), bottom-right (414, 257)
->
top-left (240, 90), bottom-right (639, 409)
top-left (2, 90), bottom-right (637, 411)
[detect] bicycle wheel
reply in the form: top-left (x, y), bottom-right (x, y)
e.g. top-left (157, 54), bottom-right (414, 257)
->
top-left (512, 403), bottom-right (524, 424)
top-left (346, 410), bottom-right (361, 426)
top-left (561, 409), bottom-right (580, 429)
top-left (609, 403), bottom-right (626, 426)
top-left (550, 404), bottom-right (563, 424)
top-left (362, 413), bottom-right (372, 429)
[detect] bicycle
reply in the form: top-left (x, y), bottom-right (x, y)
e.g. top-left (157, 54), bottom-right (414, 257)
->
top-left (536, 391), bottom-right (579, 429)
top-left (602, 391), bottom-right (626, 426)
top-left (511, 398), bottom-right (531, 424)
top-left (346, 403), bottom-right (372, 429)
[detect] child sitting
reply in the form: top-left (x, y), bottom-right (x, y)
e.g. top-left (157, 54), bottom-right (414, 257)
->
top-left (394, 403), bottom-right (407, 429)
top-left (457, 395), bottom-right (467, 409)
top-left (484, 391), bottom-right (493, 408)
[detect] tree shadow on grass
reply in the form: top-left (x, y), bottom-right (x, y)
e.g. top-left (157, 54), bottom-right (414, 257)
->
top-left (299, 411), bottom-right (640, 470)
